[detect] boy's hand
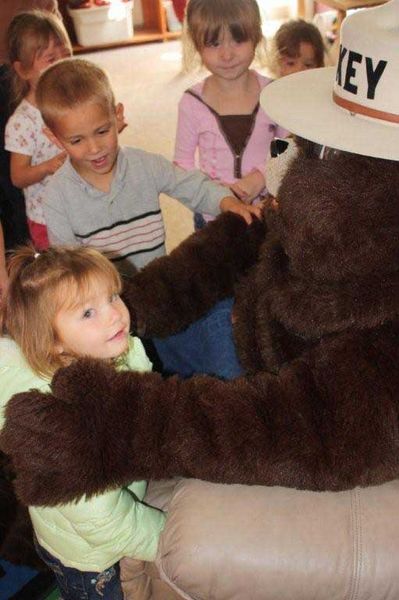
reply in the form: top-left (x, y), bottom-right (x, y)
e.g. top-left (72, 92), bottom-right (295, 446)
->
top-left (229, 170), bottom-right (266, 203)
top-left (219, 196), bottom-right (262, 224)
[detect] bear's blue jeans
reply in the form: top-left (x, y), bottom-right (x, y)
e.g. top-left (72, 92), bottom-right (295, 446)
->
top-left (152, 298), bottom-right (243, 380)
top-left (34, 541), bottom-right (123, 600)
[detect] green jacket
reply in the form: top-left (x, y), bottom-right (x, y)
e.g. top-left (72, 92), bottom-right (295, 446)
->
top-left (0, 336), bottom-right (165, 571)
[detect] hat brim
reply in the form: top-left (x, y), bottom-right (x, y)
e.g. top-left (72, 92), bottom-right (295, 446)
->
top-left (261, 67), bottom-right (399, 161)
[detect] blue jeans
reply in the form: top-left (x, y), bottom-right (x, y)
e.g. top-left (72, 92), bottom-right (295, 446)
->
top-left (153, 298), bottom-right (243, 380)
top-left (34, 541), bottom-right (123, 600)
top-left (193, 212), bottom-right (207, 231)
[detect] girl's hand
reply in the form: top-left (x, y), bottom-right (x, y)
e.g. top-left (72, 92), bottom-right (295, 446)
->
top-left (11, 151), bottom-right (67, 188)
top-left (230, 170), bottom-right (266, 204)
top-left (45, 152), bottom-right (68, 175)
top-left (219, 196), bottom-right (262, 225)
top-left (268, 196), bottom-right (279, 211)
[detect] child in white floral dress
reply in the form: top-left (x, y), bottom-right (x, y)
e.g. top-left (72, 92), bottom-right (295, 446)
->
top-left (5, 10), bottom-right (71, 249)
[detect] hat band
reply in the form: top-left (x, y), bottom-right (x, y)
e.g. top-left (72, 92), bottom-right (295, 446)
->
top-left (333, 91), bottom-right (399, 125)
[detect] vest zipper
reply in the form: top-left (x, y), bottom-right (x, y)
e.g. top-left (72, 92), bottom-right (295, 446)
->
top-left (185, 89), bottom-right (259, 181)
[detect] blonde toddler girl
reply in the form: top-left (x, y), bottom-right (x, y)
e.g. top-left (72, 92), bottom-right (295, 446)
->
top-left (0, 246), bottom-right (165, 600)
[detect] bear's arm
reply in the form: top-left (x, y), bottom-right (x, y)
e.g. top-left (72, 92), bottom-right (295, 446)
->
top-left (123, 212), bottom-right (266, 337)
top-left (2, 328), bottom-right (398, 507)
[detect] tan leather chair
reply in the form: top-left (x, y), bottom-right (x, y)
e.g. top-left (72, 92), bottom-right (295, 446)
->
top-left (120, 479), bottom-right (181, 600)
top-left (121, 478), bottom-right (399, 600)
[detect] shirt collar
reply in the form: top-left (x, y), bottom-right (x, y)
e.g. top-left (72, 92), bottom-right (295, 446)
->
top-left (66, 147), bottom-right (128, 199)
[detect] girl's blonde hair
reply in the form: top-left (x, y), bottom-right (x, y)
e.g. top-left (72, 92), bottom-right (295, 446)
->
top-left (36, 58), bottom-right (116, 131)
top-left (1, 246), bottom-right (122, 378)
top-left (268, 19), bottom-right (325, 77)
top-left (182, 0), bottom-right (267, 72)
top-left (6, 10), bottom-right (72, 108)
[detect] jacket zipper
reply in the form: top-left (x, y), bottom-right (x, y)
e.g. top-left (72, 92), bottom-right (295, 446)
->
top-left (185, 89), bottom-right (259, 180)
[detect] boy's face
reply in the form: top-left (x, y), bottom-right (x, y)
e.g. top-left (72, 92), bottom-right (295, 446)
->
top-left (49, 100), bottom-right (123, 185)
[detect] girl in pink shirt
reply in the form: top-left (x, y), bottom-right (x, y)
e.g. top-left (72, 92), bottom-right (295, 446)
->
top-left (174, 0), bottom-right (286, 229)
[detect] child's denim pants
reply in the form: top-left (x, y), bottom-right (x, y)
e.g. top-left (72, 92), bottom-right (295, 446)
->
top-left (152, 298), bottom-right (243, 380)
top-left (34, 541), bottom-right (124, 600)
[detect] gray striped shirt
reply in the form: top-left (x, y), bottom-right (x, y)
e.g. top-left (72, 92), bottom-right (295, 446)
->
top-left (44, 146), bottom-right (228, 275)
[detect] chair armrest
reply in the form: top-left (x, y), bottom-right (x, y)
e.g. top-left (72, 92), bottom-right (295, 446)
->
top-left (154, 479), bottom-right (399, 600)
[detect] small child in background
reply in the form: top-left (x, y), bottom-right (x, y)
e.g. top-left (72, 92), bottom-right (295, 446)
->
top-left (264, 20), bottom-right (326, 201)
top-left (36, 58), bottom-right (260, 277)
top-left (4, 11), bottom-right (72, 250)
top-left (0, 2), bottom-right (60, 253)
top-left (269, 19), bottom-right (325, 78)
top-left (0, 246), bottom-right (166, 600)
top-left (175, 0), bottom-right (287, 230)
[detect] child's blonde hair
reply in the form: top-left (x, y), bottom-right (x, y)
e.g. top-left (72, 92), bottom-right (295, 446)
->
top-left (36, 58), bottom-right (116, 130)
top-left (269, 19), bottom-right (325, 77)
top-left (182, 0), bottom-right (266, 71)
top-left (6, 10), bottom-right (72, 109)
top-left (1, 246), bottom-right (122, 378)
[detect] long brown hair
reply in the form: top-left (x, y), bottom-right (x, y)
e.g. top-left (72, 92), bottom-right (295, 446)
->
top-left (182, 0), bottom-right (266, 71)
top-left (269, 19), bottom-right (325, 76)
top-left (1, 246), bottom-right (122, 378)
top-left (6, 10), bottom-right (72, 109)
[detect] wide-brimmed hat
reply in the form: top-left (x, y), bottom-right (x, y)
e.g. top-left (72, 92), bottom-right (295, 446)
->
top-left (261, 0), bottom-right (399, 160)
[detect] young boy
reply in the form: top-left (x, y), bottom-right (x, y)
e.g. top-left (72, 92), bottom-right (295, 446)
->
top-left (37, 58), bottom-right (261, 276)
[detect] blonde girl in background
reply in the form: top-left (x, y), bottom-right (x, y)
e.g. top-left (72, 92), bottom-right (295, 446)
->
top-left (4, 11), bottom-right (72, 251)
top-left (175, 0), bottom-right (287, 230)
top-left (269, 18), bottom-right (325, 78)
top-left (0, 246), bottom-right (165, 600)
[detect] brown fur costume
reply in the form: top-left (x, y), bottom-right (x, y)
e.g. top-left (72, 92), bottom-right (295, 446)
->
top-left (2, 153), bottom-right (399, 507)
